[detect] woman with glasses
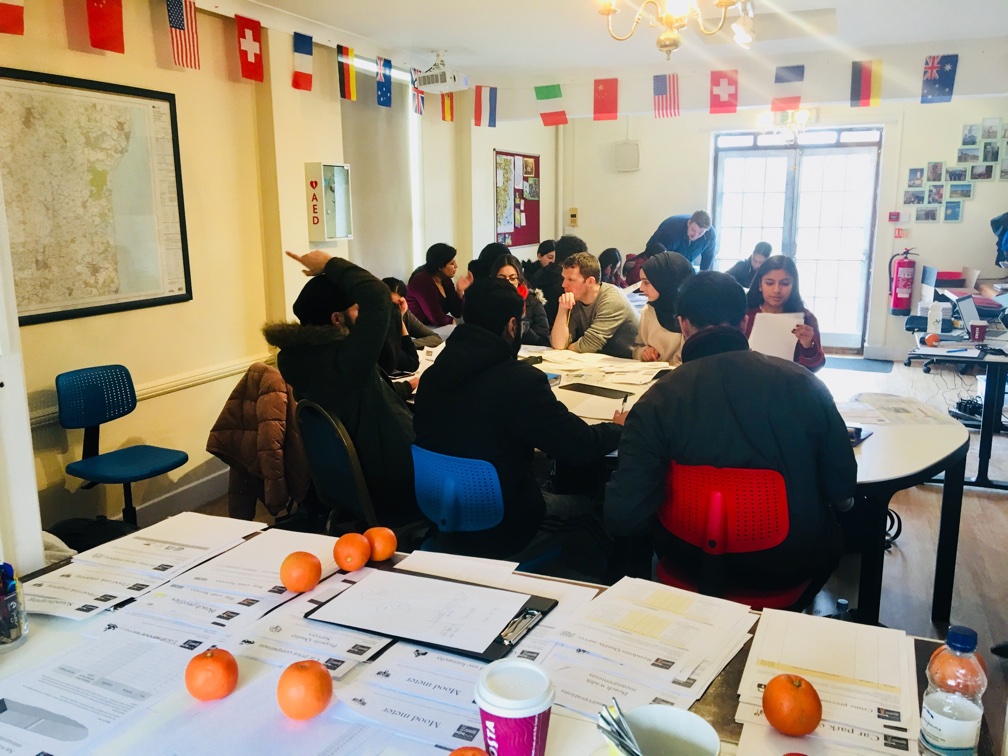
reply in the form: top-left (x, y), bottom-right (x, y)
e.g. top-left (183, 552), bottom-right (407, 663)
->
top-left (489, 254), bottom-right (551, 346)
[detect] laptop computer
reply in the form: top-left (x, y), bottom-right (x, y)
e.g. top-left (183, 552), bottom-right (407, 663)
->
top-left (956, 294), bottom-right (1007, 334)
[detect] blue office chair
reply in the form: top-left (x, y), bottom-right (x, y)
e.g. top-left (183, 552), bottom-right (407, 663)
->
top-left (411, 445), bottom-right (559, 573)
top-left (55, 365), bottom-right (188, 527)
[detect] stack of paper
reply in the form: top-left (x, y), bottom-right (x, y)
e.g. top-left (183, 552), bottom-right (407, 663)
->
top-left (735, 609), bottom-right (920, 754)
top-left (541, 577), bottom-right (755, 718)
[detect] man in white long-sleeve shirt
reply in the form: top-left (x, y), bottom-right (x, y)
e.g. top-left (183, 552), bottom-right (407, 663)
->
top-left (550, 249), bottom-right (639, 359)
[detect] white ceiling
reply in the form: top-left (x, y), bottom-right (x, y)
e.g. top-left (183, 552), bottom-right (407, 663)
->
top-left (249, 0), bottom-right (1008, 78)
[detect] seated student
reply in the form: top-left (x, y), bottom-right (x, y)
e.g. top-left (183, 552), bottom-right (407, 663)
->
top-left (522, 239), bottom-right (556, 281)
top-left (406, 243), bottom-right (471, 327)
top-left (413, 278), bottom-right (624, 577)
top-left (550, 249), bottom-right (639, 359)
top-left (489, 253), bottom-right (551, 346)
top-left (598, 247), bottom-right (628, 288)
top-left (470, 242), bottom-right (510, 281)
top-left (605, 271), bottom-right (856, 605)
top-left (622, 240), bottom-right (666, 286)
top-left (530, 235), bottom-right (578, 327)
top-left (726, 241), bottom-right (771, 288)
top-left (381, 277), bottom-right (443, 350)
top-left (744, 255), bottom-right (825, 372)
top-left (263, 250), bottom-right (420, 525)
top-left (631, 252), bottom-right (695, 365)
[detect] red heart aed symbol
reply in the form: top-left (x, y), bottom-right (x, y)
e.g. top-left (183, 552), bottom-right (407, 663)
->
top-left (310, 180), bottom-right (318, 189)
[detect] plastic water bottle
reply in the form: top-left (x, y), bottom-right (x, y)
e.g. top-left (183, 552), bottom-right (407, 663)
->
top-left (829, 598), bottom-right (854, 622)
top-left (919, 625), bottom-right (986, 755)
top-left (927, 301), bottom-right (943, 334)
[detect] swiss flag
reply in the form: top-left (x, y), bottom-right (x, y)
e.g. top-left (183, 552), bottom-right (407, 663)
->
top-left (709, 70), bottom-right (738, 114)
top-left (87, 0), bottom-right (124, 53)
top-left (235, 14), bottom-right (263, 82)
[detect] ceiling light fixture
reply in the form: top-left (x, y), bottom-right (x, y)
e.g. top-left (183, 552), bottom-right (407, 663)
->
top-left (731, 1), bottom-right (754, 48)
top-left (598, 0), bottom-right (754, 59)
top-left (757, 108), bottom-right (814, 145)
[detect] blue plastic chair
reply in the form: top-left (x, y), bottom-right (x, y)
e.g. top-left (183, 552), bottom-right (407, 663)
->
top-left (55, 365), bottom-right (188, 527)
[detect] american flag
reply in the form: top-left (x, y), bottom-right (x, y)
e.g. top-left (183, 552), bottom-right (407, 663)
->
top-left (653, 73), bottom-right (679, 118)
top-left (410, 67), bottom-right (425, 115)
top-left (166, 0), bottom-right (199, 69)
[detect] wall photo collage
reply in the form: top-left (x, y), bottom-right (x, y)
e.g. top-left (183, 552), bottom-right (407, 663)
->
top-left (904, 116), bottom-right (1007, 224)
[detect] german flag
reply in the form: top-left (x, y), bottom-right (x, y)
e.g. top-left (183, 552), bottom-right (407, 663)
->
top-left (850, 60), bottom-right (881, 108)
top-left (337, 45), bottom-right (356, 101)
top-left (441, 92), bottom-right (454, 122)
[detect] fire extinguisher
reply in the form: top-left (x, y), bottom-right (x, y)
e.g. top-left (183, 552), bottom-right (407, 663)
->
top-left (888, 248), bottom-right (918, 316)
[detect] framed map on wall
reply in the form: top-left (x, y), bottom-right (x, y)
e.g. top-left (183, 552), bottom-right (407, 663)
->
top-left (493, 149), bottom-right (540, 249)
top-left (0, 68), bottom-right (191, 326)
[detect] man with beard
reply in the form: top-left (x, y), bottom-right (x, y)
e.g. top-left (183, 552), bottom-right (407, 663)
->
top-left (413, 278), bottom-right (625, 579)
top-left (263, 250), bottom-right (420, 525)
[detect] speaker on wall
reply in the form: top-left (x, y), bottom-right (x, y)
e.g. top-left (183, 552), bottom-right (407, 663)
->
top-left (613, 140), bottom-right (640, 172)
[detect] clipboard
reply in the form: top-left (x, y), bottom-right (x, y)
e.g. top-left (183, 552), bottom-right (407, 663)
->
top-left (556, 382), bottom-right (631, 400)
top-left (302, 569), bottom-right (557, 662)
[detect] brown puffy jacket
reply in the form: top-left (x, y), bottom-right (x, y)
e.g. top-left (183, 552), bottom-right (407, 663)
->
top-left (206, 363), bottom-right (311, 518)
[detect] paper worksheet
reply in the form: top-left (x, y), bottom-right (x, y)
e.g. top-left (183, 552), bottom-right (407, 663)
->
top-left (360, 642), bottom-right (486, 708)
top-left (851, 393), bottom-right (961, 426)
top-left (395, 550), bottom-right (519, 585)
top-left (24, 562), bottom-right (168, 619)
top-left (555, 386), bottom-right (627, 420)
top-left (747, 311), bottom-right (804, 361)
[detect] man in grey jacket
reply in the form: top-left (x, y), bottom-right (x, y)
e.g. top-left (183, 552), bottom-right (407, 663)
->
top-left (550, 249), bottom-right (639, 359)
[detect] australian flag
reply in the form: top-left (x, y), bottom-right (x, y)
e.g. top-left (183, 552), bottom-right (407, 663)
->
top-left (376, 56), bottom-right (392, 108)
top-left (921, 54), bottom-right (958, 104)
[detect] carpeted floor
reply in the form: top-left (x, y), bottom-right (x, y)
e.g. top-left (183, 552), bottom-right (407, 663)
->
top-left (824, 356), bottom-right (894, 373)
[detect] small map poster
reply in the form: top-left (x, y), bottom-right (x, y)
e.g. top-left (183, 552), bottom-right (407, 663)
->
top-left (0, 68), bottom-right (191, 325)
top-left (493, 149), bottom-right (539, 249)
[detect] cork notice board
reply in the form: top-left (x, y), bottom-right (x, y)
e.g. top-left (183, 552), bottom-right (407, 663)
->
top-left (494, 149), bottom-right (540, 249)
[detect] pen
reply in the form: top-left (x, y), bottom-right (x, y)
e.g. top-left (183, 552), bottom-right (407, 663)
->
top-left (947, 348), bottom-right (968, 353)
top-left (620, 396), bottom-right (628, 413)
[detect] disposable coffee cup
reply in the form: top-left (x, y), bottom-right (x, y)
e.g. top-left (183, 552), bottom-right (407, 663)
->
top-left (969, 320), bottom-right (988, 342)
top-left (475, 659), bottom-right (554, 756)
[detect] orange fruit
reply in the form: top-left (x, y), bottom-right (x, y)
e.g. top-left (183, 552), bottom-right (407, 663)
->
top-left (279, 551), bottom-right (322, 593)
top-left (276, 660), bottom-right (333, 720)
top-left (185, 648), bottom-right (239, 701)
top-left (363, 527), bottom-right (397, 562)
top-left (334, 533), bottom-right (371, 572)
top-left (449, 748), bottom-right (489, 756)
top-left (762, 673), bottom-right (822, 736)
top-left (924, 333), bottom-right (941, 347)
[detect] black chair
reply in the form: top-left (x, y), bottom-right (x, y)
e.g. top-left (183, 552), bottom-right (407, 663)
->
top-left (55, 365), bottom-right (188, 527)
top-left (294, 400), bottom-right (427, 548)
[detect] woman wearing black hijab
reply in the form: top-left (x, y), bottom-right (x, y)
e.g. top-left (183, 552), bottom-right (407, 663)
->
top-left (631, 252), bottom-right (696, 365)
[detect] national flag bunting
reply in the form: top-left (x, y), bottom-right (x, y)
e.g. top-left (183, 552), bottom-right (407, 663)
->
top-left (234, 15), bottom-right (263, 81)
top-left (0, 1), bottom-right (25, 35)
top-left (474, 85), bottom-right (497, 128)
top-left (921, 54), bottom-right (958, 104)
top-left (534, 84), bottom-right (567, 126)
top-left (376, 57), bottom-right (392, 108)
top-left (410, 68), bottom-right (424, 115)
top-left (710, 69), bottom-right (738, 114)
top-left (653, 74), bottom-right (679, 118)
top-left (441, 92), bottom-right (454, 122)
top-left (850, 60), bottom-right (881, 108)
top-left (593, 78), bottom-right (618, 121)
top-left (167, 0), bottom-right (199, 69)
top-left (375, 56), bottom-right (392, 108)
top-left (337, 45), bottom-right (356, 101)
top-left (87, 0), bottom-right (124, 53)
top-left (771, 64), bottom-right (803, 112)
top-left (291, 32), bottom-right (312, 90)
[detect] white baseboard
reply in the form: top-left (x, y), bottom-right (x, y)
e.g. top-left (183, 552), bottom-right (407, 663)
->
top-left (138, 465), bottom-right (229, 524)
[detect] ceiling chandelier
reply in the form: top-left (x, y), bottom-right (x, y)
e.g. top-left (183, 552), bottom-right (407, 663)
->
top-left (598, 0), bottom-right (756, 59)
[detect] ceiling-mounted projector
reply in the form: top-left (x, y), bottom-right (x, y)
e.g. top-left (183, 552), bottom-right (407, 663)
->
top-left (414, 52), bottom-right (469, 94)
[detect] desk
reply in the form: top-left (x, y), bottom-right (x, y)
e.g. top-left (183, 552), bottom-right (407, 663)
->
top-left (906, 345), bottom-right (1008, 490)
top-left (844, 394), bottom-right (969, 627)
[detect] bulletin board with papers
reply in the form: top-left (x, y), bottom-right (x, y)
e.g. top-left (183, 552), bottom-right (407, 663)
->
top-left (494, 149), bottom-right (540, 249)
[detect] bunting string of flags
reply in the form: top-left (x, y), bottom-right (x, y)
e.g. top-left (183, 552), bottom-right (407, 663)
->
top-left (771, 64), bottom-right (803, 112)
top-left (535, 84), bottom-right (567, 126)
top-left (921, 54), bottom-right (958, 104)
top-left (87, 0), bottom-right (124, 54)
top-left (441, 92), bottom-right (454, 123)
top-left (653, 74), bottom-right (679, 119)
top-left (410, 68), bottom-right (425, 115)
top-left (234, 15), bottom-right (263, 82)
top-left (710, 69), bottom-right (738, 114)
top-left (474, 85), bottom-right (497, 128)
top-left (850, 60), bottom-right (882, 108)
top-left (593, 78), bottom-right (618, 121)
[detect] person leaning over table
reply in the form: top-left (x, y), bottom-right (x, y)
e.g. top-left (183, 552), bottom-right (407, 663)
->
top-left (725, 240), bottom-right (771, 289)
top-left (604, 271), bottom-right (856, 607)
top-left (489, 253), bottom-right (551, 346)
top-left (263, 250), bottom-right (420, 526)
top-left (550, 249), bottom-right (639, 359)
top-left (631, 252), bottom-right (696, 365)
top-left (743, 254), bottom-right (826, 372)
top-left (645, 209), bottom-right (718, 271)
top-left (405, 242), bottom-right (472, 327)
top-left (413, 277), bottom-right (625, 580)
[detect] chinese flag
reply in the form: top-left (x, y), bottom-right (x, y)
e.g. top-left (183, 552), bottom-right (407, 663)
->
top-left (87, 0), bottom-right (124, 53)
top-left (0, 1), bottom-right (25, 36)
top-left (234, 15), bottom-right (263, 82)
top-left (593, 77), bottom-right (618, 121)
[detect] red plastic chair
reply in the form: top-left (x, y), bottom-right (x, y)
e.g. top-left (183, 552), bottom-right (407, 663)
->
top-left (655, 461), bottom-right (811, 609)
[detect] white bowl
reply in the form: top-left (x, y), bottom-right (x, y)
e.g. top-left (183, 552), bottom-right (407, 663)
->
top-left (608, 704), bottom-right (720, 756)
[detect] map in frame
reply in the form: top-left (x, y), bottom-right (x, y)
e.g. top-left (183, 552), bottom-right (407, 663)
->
top-left (0, 68), bottom-right (191, 325)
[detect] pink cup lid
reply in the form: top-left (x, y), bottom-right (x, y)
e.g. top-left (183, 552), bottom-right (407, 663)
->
top-left (475, 659), bottom-right (554, 718)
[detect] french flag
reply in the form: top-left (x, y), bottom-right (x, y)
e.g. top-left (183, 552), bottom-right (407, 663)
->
top-left (292, 32), bottom-right (312, 91)
top-left (474, 85), bottom-right (497, 128)
top-left (0, 0), bottom-right (24, 35)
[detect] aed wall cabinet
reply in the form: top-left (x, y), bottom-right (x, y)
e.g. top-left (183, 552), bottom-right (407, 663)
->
top-left (305, 163), bottom-right (352, 241)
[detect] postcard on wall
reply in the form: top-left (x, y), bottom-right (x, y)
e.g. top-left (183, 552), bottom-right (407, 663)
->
top-left (982, 141), bottom-right (1000, 163)
top-left (945, 166), bottom-right (967, 182)
top-left (523, 156), bottom-right (535, 176)
top-left (948, 182), bottom-right (973, 199)
top-left (903, 190), bottom-right (925, 205)
top-left (527, 177), bottom-right (540, 200)
top-left (971, 164), bottom-right (994, 180)
top-left (926, 162), bottom-right (943, 182)
top-left (907, 168), bottom-right (924, 187)
top-left (926, 184), bottom-right (944, 204)
top-left (916, 207), bottom-right (939, 222)
top-left (958, 147), bottom-right (980, 163)
top-left (944, 201), bottom-right (962, 222)
top-left (962, 124), bottom-right (980, 145)
top-left (1001, 160), bottom-right (1008, 181)
top-left (981, 117), bottom-right (1001, 140)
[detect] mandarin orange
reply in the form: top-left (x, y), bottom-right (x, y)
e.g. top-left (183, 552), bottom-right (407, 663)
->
top-left (333, 533), bottom-right (371, 572)
top-left (279, 551), bottom-right (322, 593)
top-left (185, 648), bottom-right (240, 701)
top-left (276, 660), bottom-right (333, 720)
top-left (363, 527), bottom-right (397, 562)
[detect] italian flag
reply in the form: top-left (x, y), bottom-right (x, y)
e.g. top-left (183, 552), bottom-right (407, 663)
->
top-left (535, 84), bottom-right (567, 126)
